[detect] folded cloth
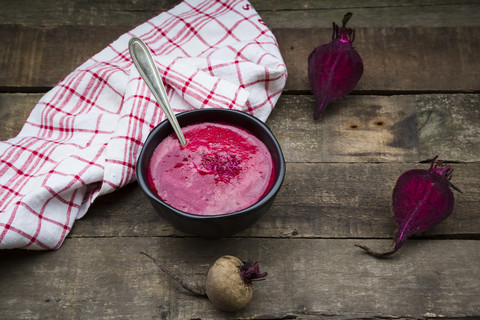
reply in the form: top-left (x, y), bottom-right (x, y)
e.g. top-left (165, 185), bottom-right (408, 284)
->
top-left (0, 0), bottom-right (287, 249)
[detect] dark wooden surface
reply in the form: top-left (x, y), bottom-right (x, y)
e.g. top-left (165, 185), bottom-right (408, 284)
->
top-left (1, 1), bottom-right (479, 319)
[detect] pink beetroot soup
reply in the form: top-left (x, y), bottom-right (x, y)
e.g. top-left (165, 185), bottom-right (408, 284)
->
top-left (147, 122), bottom-right (275, 215)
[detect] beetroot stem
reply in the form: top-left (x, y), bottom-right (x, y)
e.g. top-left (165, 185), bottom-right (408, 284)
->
top-left (342, 12), bottom-right (353, 27)
top-left (140, 251), bottom-right (206, 296)
top-left (354, 243), bottom-right (397, 258)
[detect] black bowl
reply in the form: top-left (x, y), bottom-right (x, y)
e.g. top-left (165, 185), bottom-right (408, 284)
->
top-left (136, 109), bottom-right (285, 237)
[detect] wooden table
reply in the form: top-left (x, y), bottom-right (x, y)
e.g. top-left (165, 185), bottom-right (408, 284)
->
top-left (1, 1), bottom-right (479, 319)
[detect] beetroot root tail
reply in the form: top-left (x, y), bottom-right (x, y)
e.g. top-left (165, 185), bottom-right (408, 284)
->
top-left (354, 243), bottom-right (397, 258)
top-left (140, 251), bottom-right (206, 296)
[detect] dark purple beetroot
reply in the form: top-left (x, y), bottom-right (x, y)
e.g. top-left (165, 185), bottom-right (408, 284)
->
top-left (356, 156), bottom-right (461, 258)
top-left (308, 12), bottom-right (364, 119)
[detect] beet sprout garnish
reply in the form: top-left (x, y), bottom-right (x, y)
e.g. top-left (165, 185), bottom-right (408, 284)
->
top-left (201, 152), bottom-right (241, 180)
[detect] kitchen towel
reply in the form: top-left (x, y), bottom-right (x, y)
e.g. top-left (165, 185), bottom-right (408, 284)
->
top-left (0, 0), bottom-right (287, 249)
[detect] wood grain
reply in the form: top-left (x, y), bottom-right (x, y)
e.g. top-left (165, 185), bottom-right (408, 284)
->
top-left (278, 26), bottom-right (480, 92)
top-left (3, 93), bottom-right (479, 163)
top-left (0, 237), bottom-right (479, 319)
top-left (2, 1), bottom-right (479, 28)
top-left (69, 161), bottom-right (479, 239)
top-left (0, 94), bottom-right (40, 138)
top-left (1, 1), bottom-right (480, 319)
top-left (1, 25), bottom-right (480, 91)
top-left (0, 25), bottom-right (128, 89)
top-left (2, 93), bottom-right (478, 240)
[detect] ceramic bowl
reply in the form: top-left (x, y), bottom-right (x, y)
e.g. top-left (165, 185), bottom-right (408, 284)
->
top-left (136, 109), bottom-right (285, 237)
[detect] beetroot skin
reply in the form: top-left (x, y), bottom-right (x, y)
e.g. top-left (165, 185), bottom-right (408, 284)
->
top-left (141, 252), bottom-right (267, 312)
top-left (308, 12), bottom-right (364, 119)
top-left (356, 157), bottom-right (460, 258)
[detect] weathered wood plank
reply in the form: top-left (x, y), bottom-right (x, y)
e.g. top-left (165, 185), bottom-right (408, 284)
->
top-left (4, 95), bottom-right (478, 239)
top-left (261, 4), bottom-right (480, 29)
top-left (0, 0), bottom-right (178, 26)
top-left (0, 25), bottom-right (480, 92)
top-left (0, 238), bottom-right (479, 319)
top-left (0, 25), bottom-right (128, 89)
top-left (1, 25), bottom-right (478, 92)
top-left (2, 2), bottom-right (477, 93)
top-left (1, 1), bottom-right (479, 28)
top-left (1, 2), bottom-right (479, 319)
top-left (2, 93), bottom-right (479, 163)
top-left (269, 94), bottom-right (419, 163)
top-left (0, 94), bottom-right (40, 139)
top-left (268, 94), bottom-right (480, 163)
top-left (71, 161), bottom-right (479, 239)
top-left (417, 94), bottom-right (480, 161)
top-left (279, 26), bottom-right (480, 92)
top-left (253, 0), bottom-right (480, 15)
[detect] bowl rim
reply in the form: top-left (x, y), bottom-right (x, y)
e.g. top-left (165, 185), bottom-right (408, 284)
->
top-left (135, 108), bottom-right (286, 220)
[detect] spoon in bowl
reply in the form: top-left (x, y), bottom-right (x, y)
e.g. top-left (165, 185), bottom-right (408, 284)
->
top-left (129, 37), bottom-right (187, 146)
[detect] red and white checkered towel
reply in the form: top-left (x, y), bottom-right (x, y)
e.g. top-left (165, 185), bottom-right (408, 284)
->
top-left (0, 0), bottom-right (287, 249)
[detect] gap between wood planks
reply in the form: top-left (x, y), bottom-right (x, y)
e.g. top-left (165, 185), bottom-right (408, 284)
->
top-left (2, 87), bottom-right (480, 95)
top-left (64, 234), bottom-right (480, 240)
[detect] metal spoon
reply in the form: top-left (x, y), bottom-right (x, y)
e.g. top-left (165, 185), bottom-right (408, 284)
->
top-left (128, 37), bottom-right (186, 146)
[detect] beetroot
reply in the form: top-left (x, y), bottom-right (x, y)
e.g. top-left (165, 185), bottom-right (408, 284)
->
top-left (308, 12), bottom-right (364, 119)
top-left (356, 157), bottom-right (461, 258)
top-left (141, 252), bottom-right (267, 312)
top-left (206, 256), bottom-right (267, 312)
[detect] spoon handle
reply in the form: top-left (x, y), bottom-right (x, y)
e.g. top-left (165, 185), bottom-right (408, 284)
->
top-left (129, 37), bottom-right (186, 146)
